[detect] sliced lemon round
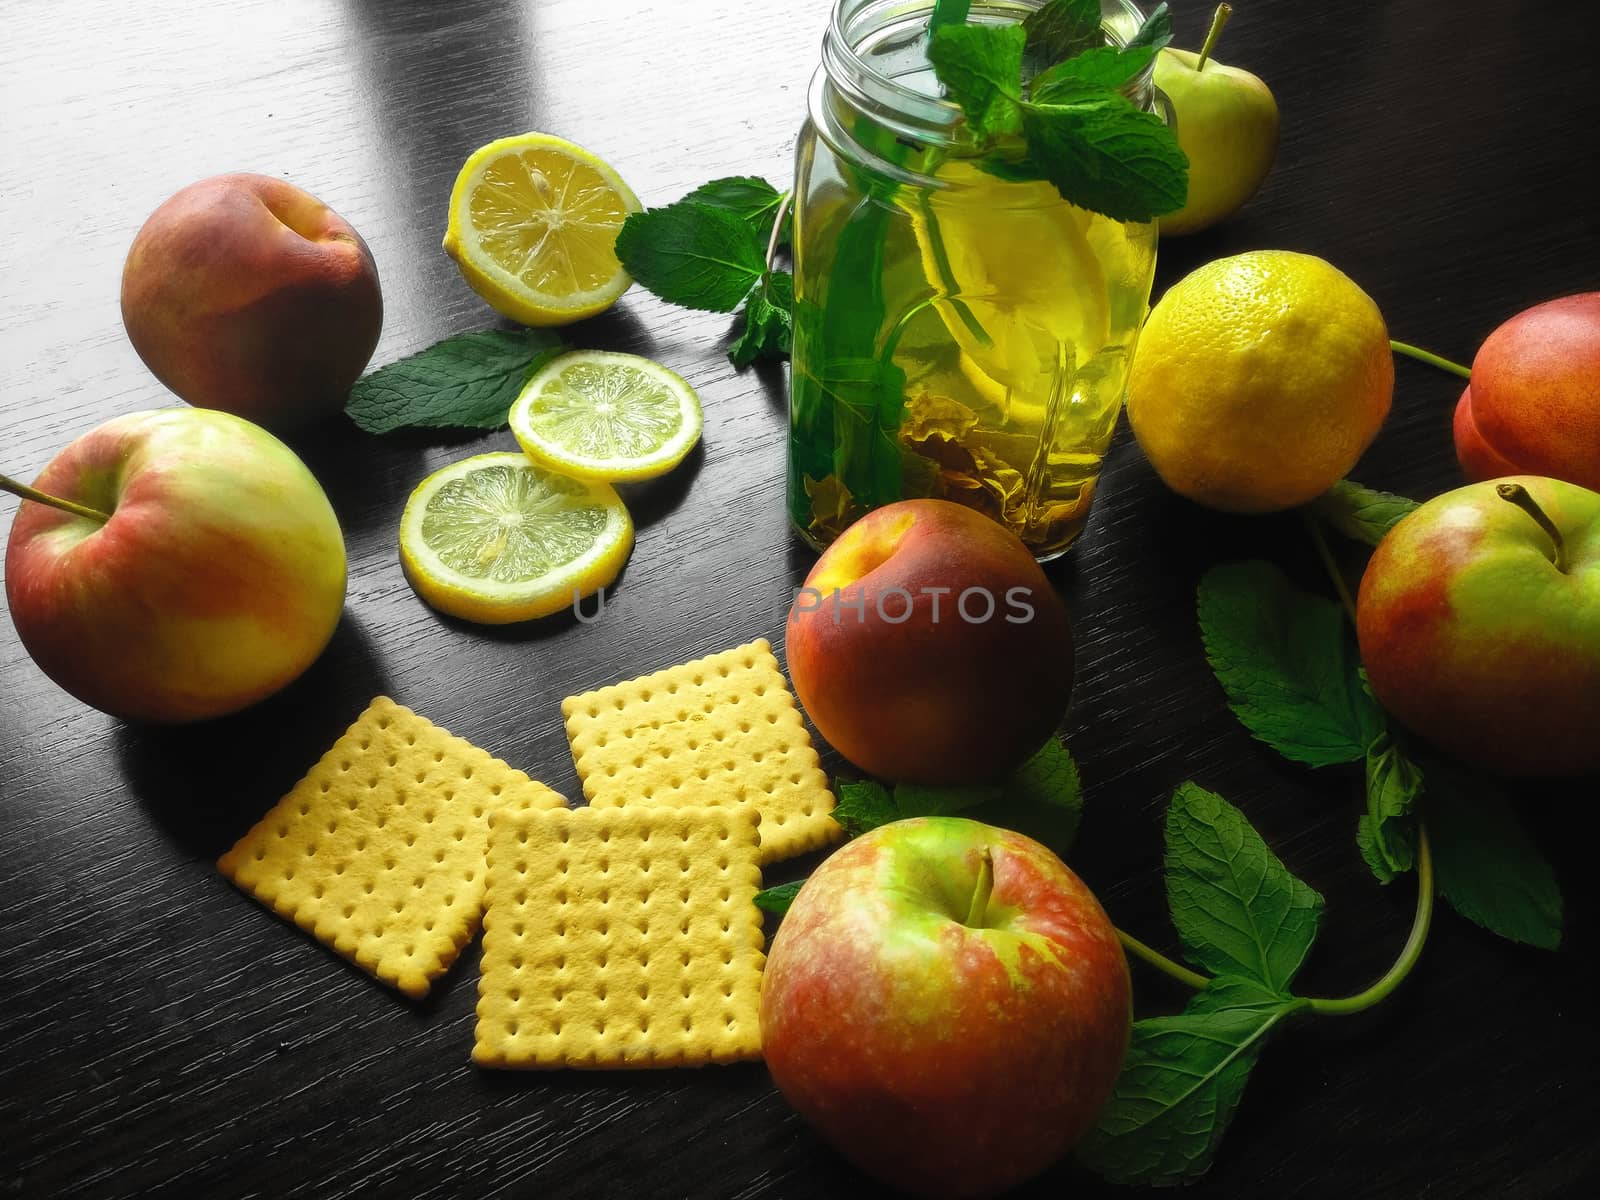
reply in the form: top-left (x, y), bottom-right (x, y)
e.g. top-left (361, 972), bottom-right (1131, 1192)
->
top-left (442, 132), bottom-right (641, 327)
top-left (398, 452), bottom-right (632, 624)
top-left (508, 350), bottom-right (703, 482)
top-left (907, 160), bottom-right (1111, 404)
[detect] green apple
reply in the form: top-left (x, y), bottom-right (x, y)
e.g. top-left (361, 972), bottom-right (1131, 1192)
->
top-left (1154, 5), bottom-right (1280, 236)
top-left (1356, 477), bottom-right (1600, 777)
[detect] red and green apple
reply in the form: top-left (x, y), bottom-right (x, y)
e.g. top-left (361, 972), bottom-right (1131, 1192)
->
top-left (3, 408), bottom-right (348, 722)
top-left (1357, 475), bottom-right (1600, 777)
top-left (760, 816), bottom-right (1131, 1199)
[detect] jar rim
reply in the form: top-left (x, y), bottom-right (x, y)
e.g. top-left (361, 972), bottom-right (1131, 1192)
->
top-left (822, 0), bottom-right (1153, 141)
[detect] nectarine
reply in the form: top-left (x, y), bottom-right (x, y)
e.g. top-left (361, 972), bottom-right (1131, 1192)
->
top-left (786, 500), bottom-right (1072, 785)
top-left (121, 173), bottom-right (382, 432)
top-left (1453, 293), bottom-right (1600, 491)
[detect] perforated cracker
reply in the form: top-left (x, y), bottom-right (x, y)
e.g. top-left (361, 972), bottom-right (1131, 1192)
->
top-left (561, 639), bottom-right (839, 864)
top-left (218, 696), bottom-right (565, 998)
top-left (473, 804), bottom-right (765, 1069)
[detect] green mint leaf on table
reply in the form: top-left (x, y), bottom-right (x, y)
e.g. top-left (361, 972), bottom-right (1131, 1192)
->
top-left (1021, 0), bottom-right (1104, 65)
top-left (1019, 88), bottom-right (1188, 222)
top-left (1079, 975), bottom-right (1301, 1186)
top-left (613, 201), bottom-right (765, 313)
top-left (893, 781), bottom-right (1003, 817)
top-left (830, 779), bottom-right (900, 837)
top-left (1032, 45), bottom-right (1156, 96)
top-left (1198, 561), bottom-right (1385, 768)
top-left (345, 328), bottom-right (567, 433)
top-left (1358, 735), bottom-right (1421, 884)
top-left (1126, 2), bottom-right (1174, 52)
top-left (729, 271), bottom-right (793, 368)
top-left (926, 22), bottom-right (1026, 138)
top-left (1311, 479), bottom-right (1420, 546)
top-left (754, 880), bottom-right (804, 917)
top-left (826, 740), bottom-right (1084, 856)
top-left (680, 176), bottom-right (790, 246)
top-left (1166, 782), bottom-right (1325, 993)
top-left (1424, 759), bottom-right (1562, 949)
top-left (961, 738), bottom-right (1084, 855)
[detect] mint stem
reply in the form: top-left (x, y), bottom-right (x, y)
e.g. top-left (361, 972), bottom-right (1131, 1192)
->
top-left (1116, 928), bottom-right (1210, 990)
top-left (928, 0), bottom-right (972, 33)
top-left (1303, 511), bottom-right (1358, 624)
top-left (1390, 339), bottom-right (1471, 379)
top-left (965, 848), bottom-right (994, 927)
top-left (1197, 4), bottom-right (1233, 71)
top-left (1497, 482), bottom-right (1568, 573)
top-left (0, 471), bottom-right (112, 524)
top-left (1303, 822), bottom-right (1434, 1016)
top-left (764, 190), bottom-right (793, 272)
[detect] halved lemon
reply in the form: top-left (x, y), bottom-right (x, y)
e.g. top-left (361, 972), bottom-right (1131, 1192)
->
top-left (442, 132), bottom-right (641, 326)
top-left (508, 350), bottom-right (703, 482)
top-left (398, 452), bottom-right (632, 624)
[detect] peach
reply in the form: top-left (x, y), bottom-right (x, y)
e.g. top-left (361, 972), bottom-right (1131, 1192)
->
top-left (120, 173), bottom-right (383, 432)
top-left (785, 500), bottom-right (1073, 785)
top-left (1453, 293), bottom-right (1600, 491)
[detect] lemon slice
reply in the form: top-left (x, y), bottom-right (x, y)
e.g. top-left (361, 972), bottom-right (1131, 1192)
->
top-left (907, 160), bottom-right (1111, 402)
top-left (508, 350), bottom-right (703, 482)
top-left (399, 453), bottom-right (632, 624)
top-left (443, 133), bottom-right (641, 327)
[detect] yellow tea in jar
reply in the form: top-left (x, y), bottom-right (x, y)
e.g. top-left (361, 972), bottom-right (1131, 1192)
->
top-left (788, 0), bottom-right (1164, 560)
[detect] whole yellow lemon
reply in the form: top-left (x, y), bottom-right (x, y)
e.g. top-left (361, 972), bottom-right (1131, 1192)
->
top-left (1127, 250), bottom-right (1393, 512)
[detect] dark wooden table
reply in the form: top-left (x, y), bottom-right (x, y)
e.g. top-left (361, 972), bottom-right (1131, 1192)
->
top-left (3, 1), bottom-right (1598, 1196)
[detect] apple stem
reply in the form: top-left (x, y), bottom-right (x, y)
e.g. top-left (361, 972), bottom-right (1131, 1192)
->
top-left (1304, 822), bottom-right (1434, 1016)
top-left (965, 848), bottom-right (994, 928)
top-left (1497, 482), bottom-right (1568, 573)
top-left (1196, 3), bottom-right (1233, 72)
top-left (1390, 339), bottom-right (1472, 380)
top-left (0, 470), bottom-right (112, 525)
top-left (1115, 929), bottom-right (1209, 990)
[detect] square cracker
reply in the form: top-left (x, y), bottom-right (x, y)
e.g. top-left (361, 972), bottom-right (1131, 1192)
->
top-left (218, 696), bottom-right (565, 998)
top-left (561, 638), bottom-right (839, 864)
top-left (473, 804), bottom-right (765, 1069)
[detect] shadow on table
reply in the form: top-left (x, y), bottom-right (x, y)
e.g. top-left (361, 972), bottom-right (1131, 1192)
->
top-left (114, 612), bottom-right (391, 861)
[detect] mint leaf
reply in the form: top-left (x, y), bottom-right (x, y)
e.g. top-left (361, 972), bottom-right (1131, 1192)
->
top-left (831, 779), bottom-right (898, 837)
top-left (1311, 480), bottom-right (1420, 546)
top-left (1021, 0), bottom-right (1103, 65)
top-left (1079, 977), bottom-right (1300, 1186)
top-left (729, 271), bottom-right (793, 367)
top-left (614, 201), bottom-right (765, 313)
top-left (894, 782), bottom-right (1002, 817)
top-left (1019, 87), bottom-right (1188, 222)
top-left (345, 329), bottom-right (566, 433)
top-left (1358, 735), bottom-right (1421, 883)
top-left (754, 880), bottom-right (804, 917)
top-left (1127, 2), bottom-right (1174, 52)
top-left (1166, 782), bottom-right (1325, 993)
top-left (1424, 760), bottom-right (1563, 950)
top-left (928, 0), bottom-right (973, 32)
top-left (1032, 45), bottom-right (1155, 97)
top-left (1198, 561), bottom-right (1385, 768)
top-left (681, 176), bottom-right (789, 246)
top-left (962, 738), bottom-right (1084, 855)
top-left (927, 22), bottom-right (1027, 138)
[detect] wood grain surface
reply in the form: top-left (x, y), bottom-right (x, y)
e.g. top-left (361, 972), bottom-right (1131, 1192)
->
top-left (3, 1), bottom-right (1598, 1197)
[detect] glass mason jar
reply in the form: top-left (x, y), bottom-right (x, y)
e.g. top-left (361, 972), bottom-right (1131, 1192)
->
top-left (788, 0), bottom-right (1160, 560)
